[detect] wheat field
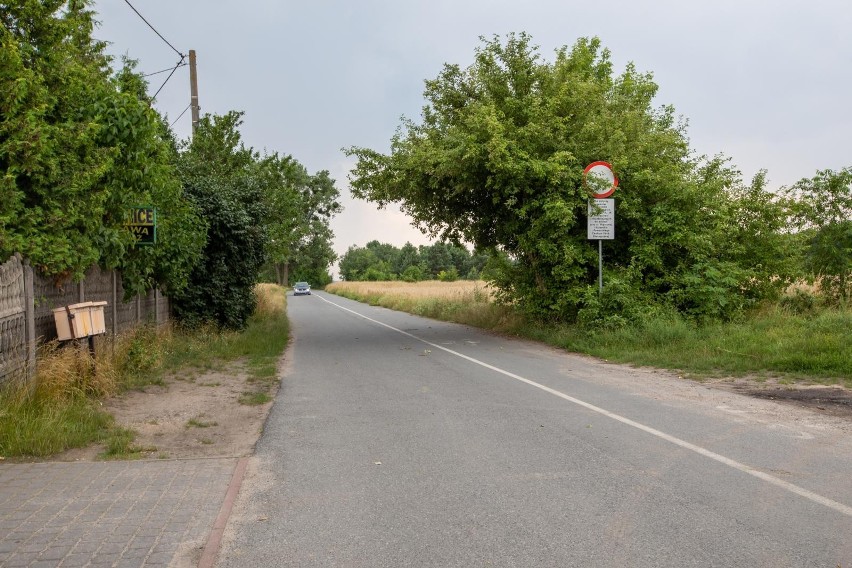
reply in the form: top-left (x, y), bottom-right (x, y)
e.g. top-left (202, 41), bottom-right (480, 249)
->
top-left (325, 280), bottom-right (493, 300)
top-left (324, 279), bottom-right (509, 329)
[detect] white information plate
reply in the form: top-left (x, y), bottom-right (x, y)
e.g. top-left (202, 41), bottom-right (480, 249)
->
top-left (587, 199), bottom-right (615, 240)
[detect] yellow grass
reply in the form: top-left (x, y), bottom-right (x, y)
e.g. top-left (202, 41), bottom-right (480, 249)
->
top-left (326, 280), bottom-right (493, 301)
top-left (325, 280), bottom-right (521, 330)
top-left (255, 283), bottom-right (287, 317)
top-left (2, 339), bottom-right (121, 406)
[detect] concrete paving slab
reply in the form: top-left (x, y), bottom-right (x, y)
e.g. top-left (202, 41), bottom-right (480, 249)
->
top-left (0, 458), bottom-right (237, 567)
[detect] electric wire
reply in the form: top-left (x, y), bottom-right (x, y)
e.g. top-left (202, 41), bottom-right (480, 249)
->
top-left (170, 103), bottom-right (192, 127)
top-left (122, 0), bottom-right (185, 58)
top-left (143, 63), bottom-right (187, 77)
top-left (151, 55), bottom-right (185, 101)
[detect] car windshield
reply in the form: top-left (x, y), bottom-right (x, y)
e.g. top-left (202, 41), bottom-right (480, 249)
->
top-left (295, 282), bottom-right (309, 287)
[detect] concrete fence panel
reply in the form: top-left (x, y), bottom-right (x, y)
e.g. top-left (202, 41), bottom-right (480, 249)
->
top-left (1, 254), bottom-right (169, 387)
top-left (0, 254), bottom-right (29, 384)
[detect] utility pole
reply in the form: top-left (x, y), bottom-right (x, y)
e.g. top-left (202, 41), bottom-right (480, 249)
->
top-left (189, 49), bottom-right (200, 136)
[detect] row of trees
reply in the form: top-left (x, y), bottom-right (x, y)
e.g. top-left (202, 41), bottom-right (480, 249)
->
top-left (338, 241), bottom-right (491, 282)
top-left (174, 111), bottom-right (340, 327)
top-left (347, 33), bottom-right (851, 324)
top-left (1, 1), bottom-right (340, 329)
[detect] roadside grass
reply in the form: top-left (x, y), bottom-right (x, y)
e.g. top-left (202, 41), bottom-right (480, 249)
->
top-left (186, 416), bottom-right (218, 428)
top-left (238, 391), bottom-right (272, 406)
top-left (0, 284), bottom-right (289, 460)
top-left (160, 284), bottom-right (288, 387)
top-left (325, 281), bottom-right (851, 387)
top-left (101, 426), bottom-right (157, 460)
top-left (527, 308), bottom-right (852, 386)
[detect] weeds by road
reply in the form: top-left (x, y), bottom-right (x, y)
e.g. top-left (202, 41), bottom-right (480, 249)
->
top-left (0, 284), bottom-right (289, 460)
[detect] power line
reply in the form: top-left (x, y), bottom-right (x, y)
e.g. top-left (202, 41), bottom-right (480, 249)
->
top-left (170, 103), bottom-right (192, 127)
top-left (143, 63), bottom-right (187, 77)
top-left (122, 0), bottom-right (185, 58)
top-left (151, 55), bottom-right (185, 101)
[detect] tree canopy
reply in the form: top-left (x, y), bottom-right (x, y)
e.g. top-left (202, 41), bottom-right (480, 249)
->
top-left (0, 0), bottom-right (204, 295)
top-left (262, 159), bottom-right (341, 288)
top-left (785, 167), bottom-right (852, 302)
top-left (172, 112), bottom-right (342, 328)
top-left (2, 1), bottom-right (341, 330)
top-left (339, 241), bottom-right (489, 282)
top-left (347, 33), bottom-right (795, 323)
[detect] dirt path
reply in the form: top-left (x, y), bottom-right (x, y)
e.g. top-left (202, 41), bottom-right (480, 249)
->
top-left (55, 356), bottom-right (288, 462)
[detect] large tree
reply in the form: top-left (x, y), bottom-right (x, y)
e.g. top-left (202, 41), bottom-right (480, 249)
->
top-left (172, 112), bottom-right (267, 329)
top-left (261, 155), bottom-right (341, 287)
top-left (0, 1), bottom-right (203, 294)
top-left (1, 0), bottom-right (113, 276)
top-left (347, 34), bottom-right (792, 322)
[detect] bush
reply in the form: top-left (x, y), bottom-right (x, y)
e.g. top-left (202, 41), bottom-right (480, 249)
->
top-left (438, 267), bottom-right (459, 282)
top-left (362, 266), bottom-right (392, 281)
top-left (576, 271), bottom-right (671, 329)
top-left (401, 265), bottom-right (425, 282)
top-left (171, 114), bottom-right (267, 330)
top-left (779, 288), bottom-right (820, 315)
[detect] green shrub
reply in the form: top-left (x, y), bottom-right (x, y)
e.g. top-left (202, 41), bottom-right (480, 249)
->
top-left (362, 266), bottom-right (392, 281)
top-left (438, 267), bottom-right (459, 282)
top-left (576, 271), bottom-right (670, 329)
top-left (172, 113), bottom-right (267, 330)
top-left (401, 265), bottom-right (425, 282)
top-left (779, 289), bottom-right (820, 315)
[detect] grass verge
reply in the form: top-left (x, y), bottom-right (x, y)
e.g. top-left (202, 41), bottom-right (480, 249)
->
top-left (326, 281), bottom-right (851, 387)
top-left (524, 307), bottom-right (852, 386)
top-left (0, 284), bottom-right (289, 460)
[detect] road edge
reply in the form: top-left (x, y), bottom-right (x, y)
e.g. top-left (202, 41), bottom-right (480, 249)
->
top-left (198, 456), bottom-right (249, 568)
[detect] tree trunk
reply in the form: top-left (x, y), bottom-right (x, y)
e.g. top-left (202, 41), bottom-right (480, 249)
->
top-left (282, 263), bottom-right (289, 287)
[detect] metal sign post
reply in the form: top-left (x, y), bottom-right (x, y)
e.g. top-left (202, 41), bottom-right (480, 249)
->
top-left (584, 162), bottom-right (618, 293)
top-left (587, 198), bottom-right (615, 292)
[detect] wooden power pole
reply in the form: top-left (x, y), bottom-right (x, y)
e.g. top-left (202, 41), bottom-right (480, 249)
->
top-left (189, 49), bottom-right (200, 136)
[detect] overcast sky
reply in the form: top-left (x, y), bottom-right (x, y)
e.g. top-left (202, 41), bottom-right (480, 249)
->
top-left (94, 0), bottom-right (852, 266)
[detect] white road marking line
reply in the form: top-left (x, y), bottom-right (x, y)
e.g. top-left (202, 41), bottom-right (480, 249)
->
top-left (316, 293), bottom-right (852, 518)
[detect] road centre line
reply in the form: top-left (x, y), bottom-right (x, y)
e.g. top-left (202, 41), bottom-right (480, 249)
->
top-left (315, 294), bottom-right (852, 518)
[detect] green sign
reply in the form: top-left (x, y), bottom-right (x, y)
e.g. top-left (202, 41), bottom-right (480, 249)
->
top-left (128, 207), bottom-right (157, 245)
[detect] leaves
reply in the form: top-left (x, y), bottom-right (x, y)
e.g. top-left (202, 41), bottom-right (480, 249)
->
top-left (0, 2), bottom-right (204, 296)
top-left (2, 2), bottom-right (336, 327)
top-left (785, 167), bottom-right (852, 301)
top-left (338, 241), bottom-right (489, 282)
top-left (347, 33), bottom-right (794, 322)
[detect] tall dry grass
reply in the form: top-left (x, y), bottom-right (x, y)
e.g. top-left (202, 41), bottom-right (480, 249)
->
top-left (325, 280), bottom-right (851, 385)
top-left (255, 282), bottom-right (287, 317)
top-left (327, 280), bottom-right (494, 300)
top-left (326, 280), bottom-right (522, 330)
top-left (5, 339), bottom-right (119, 406)
top-left (0, 339), bottom-right (122, 457)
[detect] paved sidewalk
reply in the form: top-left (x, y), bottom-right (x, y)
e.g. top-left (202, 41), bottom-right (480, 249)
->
top-left (0, 458), bottom-right (237, 567)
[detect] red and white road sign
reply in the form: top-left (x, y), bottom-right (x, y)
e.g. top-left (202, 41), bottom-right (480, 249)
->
top-left (583, 161), bottom-right (619, 198)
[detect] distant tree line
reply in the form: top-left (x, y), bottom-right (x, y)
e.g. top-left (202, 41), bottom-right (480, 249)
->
top-left (1, 1), bottom-right (340, 329)
top-left (338, 241), bottom-right (492, 282)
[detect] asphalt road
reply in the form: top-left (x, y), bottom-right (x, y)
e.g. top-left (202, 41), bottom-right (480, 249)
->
top-left (217, 291), bottom-right (852, 567)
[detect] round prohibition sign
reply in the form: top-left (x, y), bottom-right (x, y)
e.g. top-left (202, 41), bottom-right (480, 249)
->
top-left (584, 161), bottom-right (619, 198)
